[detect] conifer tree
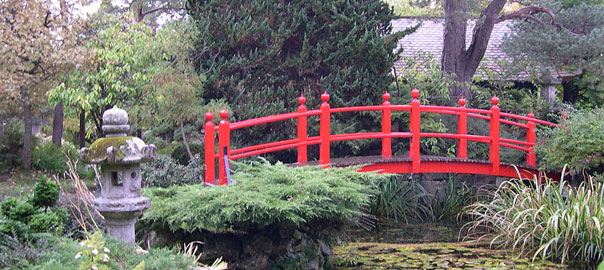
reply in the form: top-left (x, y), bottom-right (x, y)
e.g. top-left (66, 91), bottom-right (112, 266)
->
top-left (187, 0), bottom-right (410, 159)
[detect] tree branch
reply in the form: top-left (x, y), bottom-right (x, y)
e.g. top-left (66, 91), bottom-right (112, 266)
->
top-left (136, 5), bottom-right (185, 22)
top-left (495, 6), bottom-right (563, 29)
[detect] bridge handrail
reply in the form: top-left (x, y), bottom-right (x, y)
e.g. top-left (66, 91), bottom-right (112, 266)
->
top-left (203, 89), bottom-right (557, 185)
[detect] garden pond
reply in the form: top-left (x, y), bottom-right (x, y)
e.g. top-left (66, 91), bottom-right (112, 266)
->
top-left (332, 222), bottom-right (574, 269)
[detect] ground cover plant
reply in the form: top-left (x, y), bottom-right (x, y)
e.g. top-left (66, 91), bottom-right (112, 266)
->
top-left (0, 232), bottom-right (198, 270)
top-left (464, 174), bottom-right (604, 267)
top-left (140, 160), bottom-right (386, 269)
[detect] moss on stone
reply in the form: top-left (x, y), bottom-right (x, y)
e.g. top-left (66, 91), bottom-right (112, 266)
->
top-left (85, 136), bottom-right (133, 162)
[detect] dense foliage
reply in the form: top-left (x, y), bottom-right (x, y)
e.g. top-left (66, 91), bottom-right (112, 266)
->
top-left (0, 118), bottom-right (26, 172)
top-left (503, 0), bottom-right (604, 107)
top-left (0, 177), bottom-right (67, 239)
top-left (140, 154), bottom-right (203, 188)
top-left (464, 176), bottom-right (604, 266)
top-left (368, 176), bottom-right (432, 223)
top-left (0, 233), bottom-right (197, 270)
top-left (141, 160), bottom-right (383, 232)
top-left (186, 0), bottom-right (411, 160)
top-left (538, 108), bottom-right (604, 174)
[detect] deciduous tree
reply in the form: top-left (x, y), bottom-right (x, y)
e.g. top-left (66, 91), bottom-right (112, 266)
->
top-left (0, 0), bottom-right (85, 169)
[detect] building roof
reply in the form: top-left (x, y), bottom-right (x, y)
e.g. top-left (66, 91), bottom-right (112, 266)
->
top-left (391, 18), bottom-right (526, 81)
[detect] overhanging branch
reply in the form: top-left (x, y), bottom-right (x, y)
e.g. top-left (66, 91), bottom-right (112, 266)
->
top-left (495, 6), bottom-right (563, 29)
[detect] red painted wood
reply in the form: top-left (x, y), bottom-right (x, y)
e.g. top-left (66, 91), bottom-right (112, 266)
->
top-left (357, 160), bottom-right (554, 181)
top-left (204, 89), bottom-right (558, 184)
top-left (204, 112), bottom-right (215, 184)
top-left (319, 92), bottom-right (331, 166)
top-left (297, 94), bottom-right (308, 163)
top-left (382, 91), bottom-right (392, 159)
top-left (489, 96), bottom-right (500, 174)
top-left (457, 97), bottom-right (468, 159)
top-left (409, 89), bottom-right (421, 173)
top-left (526, 113), bottom-right (537, 167)
top-left (218, 109), bottom-right (230, 185)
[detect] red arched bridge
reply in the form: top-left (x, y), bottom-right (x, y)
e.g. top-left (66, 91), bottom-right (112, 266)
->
top-left (203, 89), bottom-right (557, 185)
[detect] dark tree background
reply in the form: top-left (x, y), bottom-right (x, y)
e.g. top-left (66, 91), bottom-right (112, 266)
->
top-left (186, 0), bottom-right (412, 160)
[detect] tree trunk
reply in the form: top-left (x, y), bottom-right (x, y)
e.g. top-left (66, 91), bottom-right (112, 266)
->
top-left (443, 0), bottom-right (470, 102)
top-left (442, 0), bottom-right (507, 103)
top-left (21, 86), bottom-right (32, 170)
top-left (79, 109), bottom-right (86, 149)
top-left (179, 118), bottom-right (194, 162)
top-left (52, 102), bottom-right (64, 147)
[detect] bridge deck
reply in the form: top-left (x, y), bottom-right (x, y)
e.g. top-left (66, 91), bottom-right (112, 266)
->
top-left (295, 155), bottom-right (549, 180)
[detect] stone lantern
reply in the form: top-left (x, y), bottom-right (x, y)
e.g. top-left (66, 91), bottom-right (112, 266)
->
top-left (79, 106), bottom-right (155, 245)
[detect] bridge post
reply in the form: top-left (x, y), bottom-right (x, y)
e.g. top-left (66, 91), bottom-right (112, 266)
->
top-left (457, 97), bottom-right (468, 159)
top-left (218, 109), bottom-right (231, 185)
top-left (297, 94), bottom-right (308, 163)
top-left (526, 113), bottom-right (536, 167)
top-left (409, 89), bottom-right (420, 173)
top-left (381, 91), bottom-right (392, 159)
top-left (319, 92), bottom-right (331, 166)
top-left (489, 96), bottom-right (500, 174)
top-left (204, 112), bottom-right (215, 184)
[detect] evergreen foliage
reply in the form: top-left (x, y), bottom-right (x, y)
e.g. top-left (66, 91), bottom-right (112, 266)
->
top-left (538, 108), bottom-right (604, 174)
top-left (0, 118), bottom-right (26, 172)
top-left (32, 177), bottom-right (60, 210)
top-left (503, 0), bottom-right (604, 107)
top-left (141, 154), bottom-right (204, 188)
top-left (141, 160), bottom-right (384, 232)
top-left (186, 0), bottom-right (411, 160)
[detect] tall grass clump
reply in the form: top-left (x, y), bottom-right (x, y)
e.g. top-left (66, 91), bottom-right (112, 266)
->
top-left (368, 175), bottom-right (432, 223)
top-left (464, 173), bottom-right (604, 266)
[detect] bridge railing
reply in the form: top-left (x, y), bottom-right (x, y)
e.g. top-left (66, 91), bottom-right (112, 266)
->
top-left (203, 89), bottom-right (556, 185)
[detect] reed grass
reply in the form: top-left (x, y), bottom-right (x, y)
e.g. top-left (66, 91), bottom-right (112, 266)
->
top-left (464, 170), bottom-right (604, 266)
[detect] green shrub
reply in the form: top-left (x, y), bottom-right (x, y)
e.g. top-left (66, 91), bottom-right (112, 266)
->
top-left (141, 160), bottom-right (383, 232)
top-left (170, 143), bottom-right (203, 165)
top-left (32, 141), bottom-right (68, 174)
top-left (141, 154), bottom-right (203, 188)
top-left (32, 177), bottom-right (60, 210)
top-left (27, 209), bottom-right (67, 235)
top-left (368, 175), bottom-right (432, 223)
top-left (0, 118), bottom-right (24, 172)
top-left (0, 233), bottom-right (198, 270)
top-left (1, 198), bottom-right (36, 224)
top-left (538, 108), bottom-right (604, 174)
top-left (0, 219), bottom-right (30, 238)
top-left (464, 175), bottom-right (604, 266)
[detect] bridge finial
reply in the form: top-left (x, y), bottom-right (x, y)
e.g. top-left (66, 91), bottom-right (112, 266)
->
top-left (382, 91), bottom-right (390, 104)
top-left (321, 92), bottom-right (329, 102)
top-left (219, 109), bottom-right (229, 120)
top-left (458, 96), bottom-right (466, 107)
top-left (205, 111), bottom-right (214, 121)
top-left (491, 96), bottom-right (499, 106)
top-left (298, 94), bottom-right (306, 105)
top-left (411, 88), bottom-right (419, 99)
top-left (528, 112), bottom-right (535, 118)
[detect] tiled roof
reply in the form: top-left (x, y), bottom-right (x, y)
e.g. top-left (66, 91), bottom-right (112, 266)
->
top-left (392, 18), bottom-right (527, 81)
